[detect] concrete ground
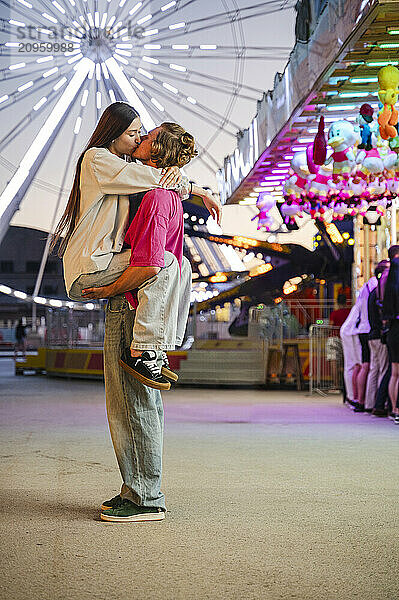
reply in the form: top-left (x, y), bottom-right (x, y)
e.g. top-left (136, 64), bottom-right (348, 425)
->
top-left (1, 358), bottom-right (398, 600)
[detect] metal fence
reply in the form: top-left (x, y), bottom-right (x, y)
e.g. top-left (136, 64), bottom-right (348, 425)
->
top-left (45, 306), bottom-right (106, 347)
top-left (309, 324), bottom-right (343, 395)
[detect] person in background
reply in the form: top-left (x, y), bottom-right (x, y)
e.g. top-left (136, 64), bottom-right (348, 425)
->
top-left (328, 293), bottom-right (350, 393)
top-left (14, 319), bottom-right (27, 359)
top-left (329, 293), bottom-right (350, 327)
top-left (365, 260), bottom-right (390, 412)
top-left (352, 273), bottom-right (378, 412)
top-left (383, 245), bottom-right (399, 424)
top-left (340, 302), bottom-right (362, 407)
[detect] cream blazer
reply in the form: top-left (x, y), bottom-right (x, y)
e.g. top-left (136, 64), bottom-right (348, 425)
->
top-left (63, 147), bottom-right (162, 294)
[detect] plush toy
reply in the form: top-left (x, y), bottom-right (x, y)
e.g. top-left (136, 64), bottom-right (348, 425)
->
top-left (357, 104), bottom-right (377, 150)
top-left (356, 147), bottom-right (384, 179)
top-left (348, 176), bottom-right (365, 198)
top-left (327, 120), bottom-right (359, 180)
top-left (251, 193), bottom-right (276, 231)
top-left (285, 152), bottom-right (313, 199)
top-left (280, 201), bottom-right (302, 224)
top-left (308, 163), bottom-right (335, 200)
top-left (377, 65), bottom-right (399, 140)
top-left (312, 116), bottom-right (327, 165)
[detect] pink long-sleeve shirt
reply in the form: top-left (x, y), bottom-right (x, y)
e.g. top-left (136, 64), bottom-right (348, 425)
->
top-left (123, 188), bottom-right (183, 308)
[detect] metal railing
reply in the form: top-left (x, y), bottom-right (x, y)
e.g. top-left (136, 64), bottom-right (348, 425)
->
top-left (309, 324), bottom-right (343, 395)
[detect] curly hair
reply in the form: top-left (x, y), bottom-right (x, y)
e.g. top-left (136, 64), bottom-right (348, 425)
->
top-left (150, 122), bottom-right (198, 168)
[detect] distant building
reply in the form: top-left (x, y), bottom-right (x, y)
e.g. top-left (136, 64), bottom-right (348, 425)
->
top-left (0, 226), bottom-right (66, 322)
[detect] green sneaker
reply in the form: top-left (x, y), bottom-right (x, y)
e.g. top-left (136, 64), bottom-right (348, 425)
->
top-left (101, 494), bottom-right (122, 511)
top-left (100, 499), bottom-right (165, 522)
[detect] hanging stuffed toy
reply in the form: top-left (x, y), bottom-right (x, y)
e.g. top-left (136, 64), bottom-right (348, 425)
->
top-left (251, 193), bottom-right (276, 231)
top-left (377, 65), bottom-right (399, 140)
top-left (284, 152), bottom-right (313, 200)
top-left (327, 120), bottom-right (359, 180)
top-left (357, 104), bottom-right (377, 150)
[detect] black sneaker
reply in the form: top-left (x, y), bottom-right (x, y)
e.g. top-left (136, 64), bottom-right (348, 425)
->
top-left (101, 494), bottom-right (122, 511)
top-left (100, 499), bottom-right (165, 522)
top-left (119, 349), bottom-right (170, 390)
top-left (353, 403), bottom-right (365, 412)
top-left (161, 351), bottom-right (179, 382)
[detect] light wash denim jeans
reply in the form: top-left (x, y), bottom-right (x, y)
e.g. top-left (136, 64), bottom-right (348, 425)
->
top-left (69, 249), bottom-right (192, 350)
top-left (104, 294), bottom-right (166, 509)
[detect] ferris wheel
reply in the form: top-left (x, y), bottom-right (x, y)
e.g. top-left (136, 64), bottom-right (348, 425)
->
top-left (0, 0), bottom-right (294, 241)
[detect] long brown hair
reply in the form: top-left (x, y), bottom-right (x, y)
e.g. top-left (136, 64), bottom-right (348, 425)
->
top-left (51, 102), bottom-right (140, 257)
top-left (151, 122), bottom-right (198, 168)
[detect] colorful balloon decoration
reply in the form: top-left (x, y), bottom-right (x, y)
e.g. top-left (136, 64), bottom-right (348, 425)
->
top-left (377, 65), bottom-right (399, 140)
top-left (252, 65), bottom-right (399, 231)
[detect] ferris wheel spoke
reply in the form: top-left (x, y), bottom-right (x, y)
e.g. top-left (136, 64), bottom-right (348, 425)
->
top-left (0, 66), bottom-right (74, 151)
top-left (129, 64), bottom-right (262, 102)
top-left (129, 57), bottom-right (264, 96)
top-left (0, 53), bottom-right (68, 84)
top-left (105, 56), bottom-right (155, 130)
top-left (139, 45), bottom-right (290, 60)
top-left (126, 83), bottom-right (221, 173)
top-left (139, 1), bottom-right (295, 44)
top-left (1, 0), bottom-right (57, 31)
top-left (128, 70), bottom-right (239, 134)
top-left (0, 57), bottom-right (93, 240)
top-left (33, 96), bottom-right (88, 299)
top-left (0, 63), bottom-right (71, 113)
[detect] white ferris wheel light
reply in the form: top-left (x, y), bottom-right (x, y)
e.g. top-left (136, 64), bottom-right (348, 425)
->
top-left (114, 54), bottom-right (129, 65)
top-left (129, 2), bottom-right (142, 15)
top-left (138, 67), bottom-right (153, 79)
top-left (143, 56), bottom-right (159, 64)
top-left (43, 68), bottom-right (58, 78)
top-left (9, 63), bottom-right (26, 71)
top-left (162, 1), bottom-right (176, 10)
top-left (130, 78), bottom-right (144, 91)
top-left (14, 291), bottom-right (27, 299)
top-left (100, 13), bottom-right (107, 29)
top-left (74, 116), bottom-right (82, 134)
top-left (52, 1), bottom-right (66, 14)
top-left (101, 63), bottom-right (110, 79)
top-left (169, 22), bottom-right (185, 30)
top-left (18, 81), bottom-right (33, 92)
top-left (105, 57), bottom-right (155, 131)
top-left (163, 82), bottom-right (178, 94)
top-left (151, 98), bottom-right (164, 112)
top-left (53, 77), bottom-right (67, 90)
top-left (170, 63), bottom-right (186, 72)
top-left (9, 20), bottom-right (25, 27)
top-left (81, 89), bottom-right (89, 106)
top-left (33, 97), bottom-right (47, 110)
top-left (137, 14), bottom-right (152, 25)
top-left (142, 29), bottom-right (158, 37)
top-left (172, 44), bottom-right (189, 49)
top-left (96, 92), bottom-right (102, 109)
top-left (0, 95), bottom-right (9, 104)
top-left (42, 13), bottom-right (58, 24)
top-left (37, 56), bottom-right (54, 63)
top-left (16, 0), bottom-right (32, 7)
